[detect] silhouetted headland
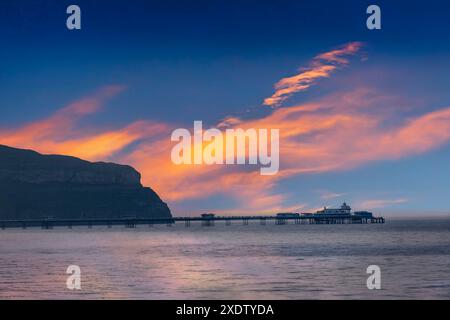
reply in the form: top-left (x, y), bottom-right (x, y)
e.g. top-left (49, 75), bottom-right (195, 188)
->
top-left (0, 144), bottom-right (172, 221)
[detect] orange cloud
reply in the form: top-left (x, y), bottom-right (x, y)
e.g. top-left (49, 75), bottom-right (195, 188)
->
top-left (263, 42), bottom-right (363, 107)
top-left (217, 116), bottom-right (243, 128)
top-left (0, 86), bottom-right (169, 161)
top-left (0, 85), bottom-right (124, 146)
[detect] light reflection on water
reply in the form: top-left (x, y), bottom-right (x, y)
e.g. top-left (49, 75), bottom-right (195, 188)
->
top-left (0, 218), bottom-right (449, 299)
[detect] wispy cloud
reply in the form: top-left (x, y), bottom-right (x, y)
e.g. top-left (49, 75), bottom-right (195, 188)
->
top-left (319, 191), bottom-right (348, 200)
top-left (263, 42), bottom-right (363, 107)
top-left (217, 116), bottom-right (243, 129)
top-left (0, 86), bottom-right (169, 161)
top-left (358, 198), bottom-right (408, 209)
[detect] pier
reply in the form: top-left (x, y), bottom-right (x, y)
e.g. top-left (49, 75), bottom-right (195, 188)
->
top-left (0, 214), bottom-right (385, 229)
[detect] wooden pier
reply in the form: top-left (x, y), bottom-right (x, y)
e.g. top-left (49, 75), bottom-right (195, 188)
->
top-left (0, 214), bottom-right (385, 229)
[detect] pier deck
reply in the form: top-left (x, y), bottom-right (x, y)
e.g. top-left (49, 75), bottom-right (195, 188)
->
top-left (0, 214), bottom-right (385, 229)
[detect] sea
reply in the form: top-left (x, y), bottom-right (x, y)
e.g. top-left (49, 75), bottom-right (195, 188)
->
top-left (0, 218), bottom-right (449, 299)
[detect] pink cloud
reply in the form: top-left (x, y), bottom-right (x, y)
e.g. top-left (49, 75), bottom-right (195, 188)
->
top-left (263, 42), bottom-right (363, 107)
top-left (0, 86), bottom-right (169, 161)
top-left (358, 198), bottom-right (408, 209)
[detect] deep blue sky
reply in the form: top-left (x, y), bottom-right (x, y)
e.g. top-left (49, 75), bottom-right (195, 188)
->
top-left (1, 0), bottom-right (450, 216)
top-left (2, 0), bottom-right (450, 123)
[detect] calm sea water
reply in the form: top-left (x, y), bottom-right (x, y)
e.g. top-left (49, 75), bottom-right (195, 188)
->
top-left (0, 218), bottom-right (449, 299)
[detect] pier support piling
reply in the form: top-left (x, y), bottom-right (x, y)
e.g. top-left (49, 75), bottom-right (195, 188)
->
top-left (125, 220), bottom-right (136, 228)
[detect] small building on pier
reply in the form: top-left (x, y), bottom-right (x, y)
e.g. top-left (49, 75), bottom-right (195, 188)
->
top-left (312, 202), bottom-right (375, 220)
top-left (315, 202), bottom-right (352, 216)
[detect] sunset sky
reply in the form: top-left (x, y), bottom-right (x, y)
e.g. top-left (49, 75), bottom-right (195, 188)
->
top-left (1, 0), bottom-right (450, 216)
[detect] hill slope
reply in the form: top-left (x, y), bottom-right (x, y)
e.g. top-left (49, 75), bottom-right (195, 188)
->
top-left (0, 145), bottom-right (171, 220)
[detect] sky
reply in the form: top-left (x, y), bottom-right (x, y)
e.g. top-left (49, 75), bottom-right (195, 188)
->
top-left (1, 0), bottom-right (450, 217)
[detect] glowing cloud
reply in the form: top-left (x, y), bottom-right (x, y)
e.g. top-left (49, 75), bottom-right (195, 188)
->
top-left (358, 198), bottom-right (408, 209)
top-left (0, 86), bottom-right (169, 161)
top-left (263, 42), bottom-right (363, 107)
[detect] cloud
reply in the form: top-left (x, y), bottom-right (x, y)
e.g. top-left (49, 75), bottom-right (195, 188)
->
top-left (217, 116), bottom-right (243, 129)
top-left (252, 90), bottom-right (450, 177)
top-left (319, 192), bottom-right (348, 200)
top-left (358, 198), bottom-right (408, 209)
top-left (0, 85), bottom-right (124, 145)
top-left (263, 42), bottom-right (363, 107)
top-left (0, 86), bottom-right (169, 161)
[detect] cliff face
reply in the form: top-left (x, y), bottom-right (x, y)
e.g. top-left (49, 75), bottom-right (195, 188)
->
top-left (0, 145), bottom-right (172, 220)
